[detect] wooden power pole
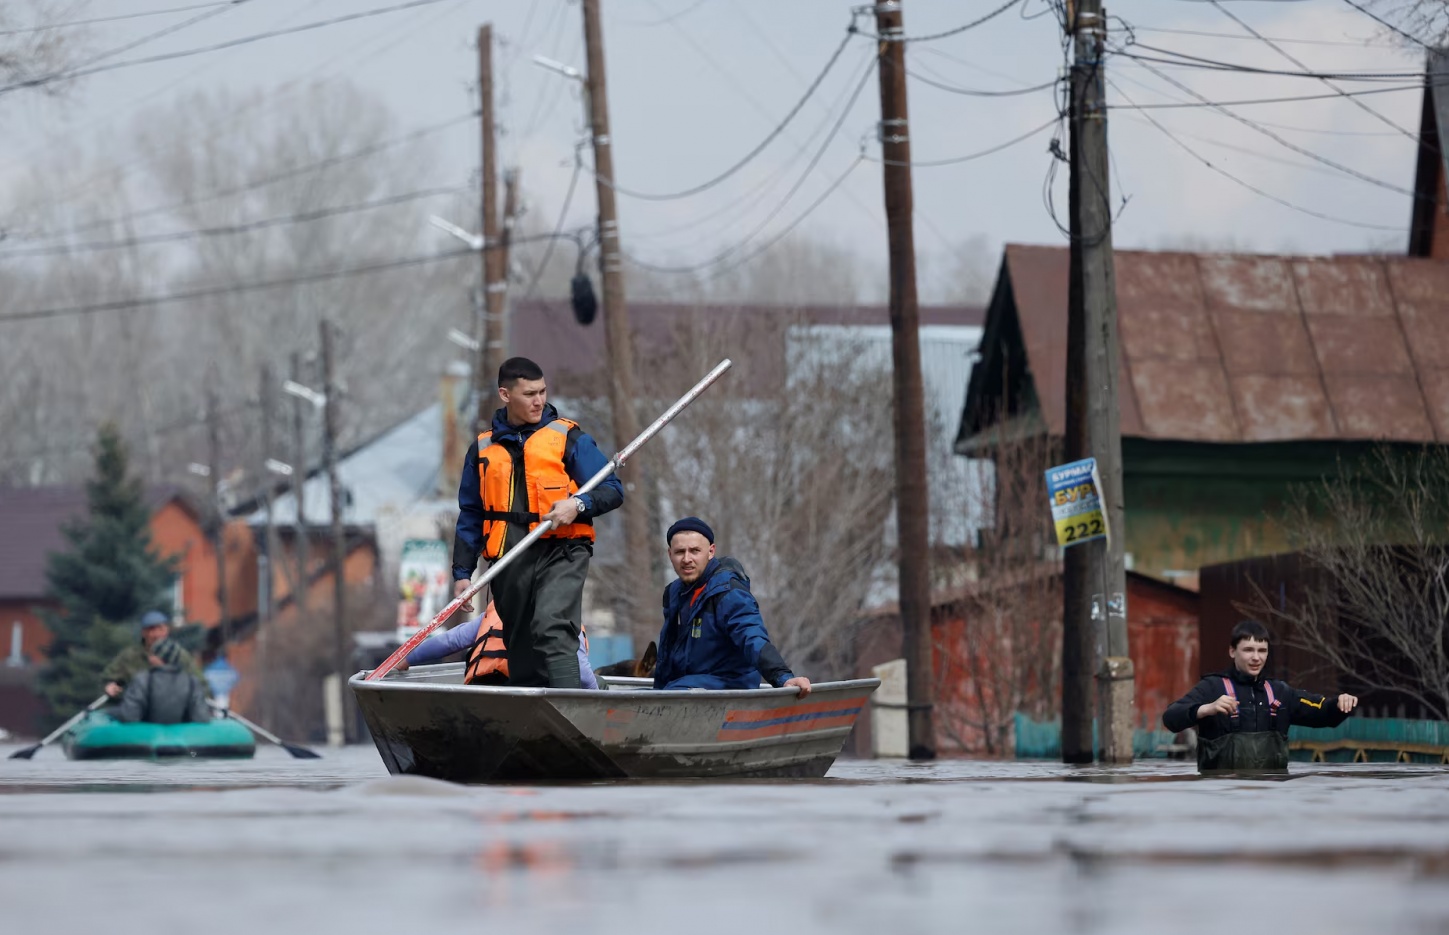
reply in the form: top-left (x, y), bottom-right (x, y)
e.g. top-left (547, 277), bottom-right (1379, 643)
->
top-left (1064, 0), bottom-right (1133, 763)
top-left (873, 0), bottom-right (935, 760)
top-left (478, 24), bottom-right (506, 426)
top-left (320, 320), bottom-right (349, 739)
top-left (206, 385), bottom-right (230, 651)
top-left (289, 352), bottom-right (310, 616)
top-left (581, 0), bottom-right (653, 638)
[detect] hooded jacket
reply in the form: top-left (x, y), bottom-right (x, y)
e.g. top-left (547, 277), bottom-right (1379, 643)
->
top-left (114, 665), bottom-right (212, 725)
top-left (653, 556), bottom-right (795, 691)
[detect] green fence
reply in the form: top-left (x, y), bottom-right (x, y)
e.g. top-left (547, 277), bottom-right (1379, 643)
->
top-left (1013, 712), bottom-right (1449, 762)
top-left (1012, 713), bottom-right (1179, 759)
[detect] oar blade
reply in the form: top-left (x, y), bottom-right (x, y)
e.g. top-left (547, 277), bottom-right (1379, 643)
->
top-left (8, 744), bottom-right (41, 760)
top-left (282, 743), bottom-right (322, 759)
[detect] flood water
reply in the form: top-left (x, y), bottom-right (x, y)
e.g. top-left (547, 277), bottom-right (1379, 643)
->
top-left (2, 744), bottom-right (1446, 935)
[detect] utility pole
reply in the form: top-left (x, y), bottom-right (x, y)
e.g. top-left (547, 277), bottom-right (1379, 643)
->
top-left (873, 0), bottom-right (935, 760)
top-left (581, 0), bottom-right (652, 639)
top-left (206, 385), bottom-right (230, 652)
top-left (258, 363), bottom-right (278, 726)
top-left (478, 24), bottom-right (507, 424)
top-left (1064, 0), bottom-right (1132, 764)
top-left (289, 352), bottom-right (309, 615)
top-left (321, 319), bottom-right (350, 741)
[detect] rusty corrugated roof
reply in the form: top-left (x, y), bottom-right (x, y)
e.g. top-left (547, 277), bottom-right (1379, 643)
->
top-left (991, 244), bottom-right (1449, 444)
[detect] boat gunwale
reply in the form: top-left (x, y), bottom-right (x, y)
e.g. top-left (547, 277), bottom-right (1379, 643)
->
top-left (349, 668), bottom-right (881, 702)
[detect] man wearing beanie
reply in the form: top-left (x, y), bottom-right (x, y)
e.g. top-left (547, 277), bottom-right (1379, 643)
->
top-left (654, 517), bottom-right (811, 697)
top-left (451, 357), bottom-right (624, 689)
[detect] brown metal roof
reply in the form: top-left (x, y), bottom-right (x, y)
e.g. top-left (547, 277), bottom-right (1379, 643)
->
top-left (0, 486), bottom-right (189, 600)
top-left (511, 299), bottom-right (984, 401)
top-left (989, 244), bottom-right (1449, 444)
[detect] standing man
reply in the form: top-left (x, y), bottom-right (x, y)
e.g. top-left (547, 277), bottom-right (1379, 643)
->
top-left (452, 357), bottom-right (624, 688)
top-left (654, 517), bottom-right (811, 696)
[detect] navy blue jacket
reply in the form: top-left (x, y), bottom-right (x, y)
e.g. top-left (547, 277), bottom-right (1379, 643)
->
top-left (653, 557), bottom-right (795, 691)
top-left (452, 404), bottom-right (623, 580)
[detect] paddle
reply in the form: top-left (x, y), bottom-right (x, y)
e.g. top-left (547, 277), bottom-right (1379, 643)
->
top-left (9, 695), bottom-right (108, 760)
top-left (364, 357), bottom-right (735, 682)
top-left (208, 701), bottom-right (321, 759)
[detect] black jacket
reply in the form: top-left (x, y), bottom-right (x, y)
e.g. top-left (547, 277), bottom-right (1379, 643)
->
top-left (1163, 667), bottom-right (1351, 739)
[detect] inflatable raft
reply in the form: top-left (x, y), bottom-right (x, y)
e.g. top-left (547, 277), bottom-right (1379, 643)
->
top-left (62, 711), bottom-right (256, 760)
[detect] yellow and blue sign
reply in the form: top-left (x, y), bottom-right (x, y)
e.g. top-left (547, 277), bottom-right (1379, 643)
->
top-left (1044, 458), bottom-right (1106, 548)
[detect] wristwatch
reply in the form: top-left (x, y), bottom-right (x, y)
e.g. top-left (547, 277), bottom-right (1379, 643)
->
top-left (572, 496), bottom-right (587, 517)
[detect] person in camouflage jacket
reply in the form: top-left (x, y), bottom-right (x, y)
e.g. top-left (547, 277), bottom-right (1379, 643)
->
top-left (101, 610), bottom-right (207, 699)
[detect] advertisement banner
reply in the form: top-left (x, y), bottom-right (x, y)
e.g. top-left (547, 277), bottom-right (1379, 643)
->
top-left (1044, 458), bottom-right (1107, 548)
top-left (396, 539), bottom-right (451, 642)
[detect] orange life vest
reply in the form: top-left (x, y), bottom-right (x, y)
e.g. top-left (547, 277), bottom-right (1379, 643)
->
top-left (464, 602), bottom-right (509, 685)
top-left (477, 418), bottom-right (594, 560)
top-left (464, 601), bottom-right (589, 686)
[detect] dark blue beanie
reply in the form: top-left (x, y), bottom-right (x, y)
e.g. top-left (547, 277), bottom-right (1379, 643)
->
top-left (666, 516), bottom-right (714, 546)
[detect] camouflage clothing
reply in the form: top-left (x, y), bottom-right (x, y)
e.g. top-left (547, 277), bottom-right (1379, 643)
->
top-left (100, 638), bottom-right (206, 695)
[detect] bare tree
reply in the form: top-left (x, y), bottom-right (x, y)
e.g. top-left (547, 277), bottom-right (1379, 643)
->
top-left (933, 424), bottom-right (1062, 756)
top-left (586, 308), bottom-right (896, 678)
top-left (1245, 445), bottom-right (1449, 722)
top-left (1366, 0), bottom-right (1449, 47)
top-left (0, 1), bottom-right (91, 95)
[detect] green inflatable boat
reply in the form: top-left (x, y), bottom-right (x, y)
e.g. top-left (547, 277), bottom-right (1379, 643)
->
top-left (63, 712), bottom-right (256, 760)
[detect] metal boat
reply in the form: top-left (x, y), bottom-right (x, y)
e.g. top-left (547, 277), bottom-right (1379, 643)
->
top-left (351, 663), bottom-right (878, 783)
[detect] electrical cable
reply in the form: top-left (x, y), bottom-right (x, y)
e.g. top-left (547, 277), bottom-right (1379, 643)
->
top-left (1113, 44), bottom-right (1423, 81)
top-left (0, 3), bottom-right (234, 34)
top-left (519, 159), bottom-right (583, 301)
top-left (1127, 23), bottom-right (1392, 48)
top-left (590, 29), bottom-right (856, 201)
top-left (622, 57), bottom-right (876, 274)
top-left (1125, 53), bottom-right (1421, 199)
top-left (0, 185), bottom-right (469, 257)
top-left (1339, 0), bottom-right (1433, 49)
top-left (906, 69), bottom-right (1058, 97)
top-left (1106, 80), bottom-right (1442, 109)
top-left (1110, 78), bottom-right (1402, 231)
top-left (0, 0), bottom-right (454, 94)
top-left (9, 112), bottom-right (477, 245)
top-left (1207, 0), bottom-right (1417, 140)
top-left (855, 0), bottom-right (1026, 43)
top-left (863, 116), bottom-right (1059, 167)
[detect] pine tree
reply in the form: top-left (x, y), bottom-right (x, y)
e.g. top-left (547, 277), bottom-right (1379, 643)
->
top-left (36, 424), bottom-right (179, 728)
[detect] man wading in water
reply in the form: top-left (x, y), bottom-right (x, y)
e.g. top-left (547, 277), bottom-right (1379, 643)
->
top-left (1163, 619), bottom-right (1358, 772)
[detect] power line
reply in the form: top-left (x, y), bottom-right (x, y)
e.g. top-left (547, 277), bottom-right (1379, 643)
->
top-left (1127, 54), bottom-right (1421, 199)
top-left (1106, 79), bottom-right (1439, 108)
top-left (864, 115), bottom-right (1058, 167)
top-left (622, 58), bottom-right (876, 274)
top-left (0, 0), bottom-right (454, 94)
top-left (1126, 23), bottom-right (1392, 48)
top-left (0, 185), bottom-right (469, 257)
top-left (593, 28), bottom-right (857, 201)
top-left (855, 0), bottom-right (1026, 43)
top-left (906, 69), bottom-right (1058, 97)
top-left (3, 0), bottom-right (252, 93)
top-left (1207, 0), bottom-right (1416, 140)
top-left (0, 3), bottom-right (234, 34)
top-left (519, 160), bottom-right (584, 301)
top-left (1113, 44), bottom-right (1424, 81)
top-left (1339, 0), bottom-right (1433, 50)
top-left (10, 112), bottom-right (476, 245)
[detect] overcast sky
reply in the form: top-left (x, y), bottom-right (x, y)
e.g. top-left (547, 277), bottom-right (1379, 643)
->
top-left (1, 0), bottom-right (1430, 301)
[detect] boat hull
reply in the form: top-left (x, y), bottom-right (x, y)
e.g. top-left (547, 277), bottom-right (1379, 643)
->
top-left (351, 665), bottom-right (878, 783)
top-left (63, 712), bottom-right (256, 760)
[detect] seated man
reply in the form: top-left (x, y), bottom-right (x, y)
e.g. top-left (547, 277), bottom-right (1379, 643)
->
top-left (114, 652), bottom-right (212, 725)
top-left (399, 600), bottom-right (598, 689)
top-left (1163, 619), bottom-right (1358, 772)
top-left (653, 517), bottom-right (811, 697)
top-left (101, 610), bottom-right (206, 701)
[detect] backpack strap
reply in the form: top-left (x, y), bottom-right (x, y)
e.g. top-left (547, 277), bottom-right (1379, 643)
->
top-left (1264, 680), bottom-right (1280, 711)
top-left (1221, 677), bottom-right (1238, 719)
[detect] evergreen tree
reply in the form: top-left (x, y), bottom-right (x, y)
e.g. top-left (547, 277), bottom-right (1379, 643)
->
top-left (36, 424), bottom-right (179, 727)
